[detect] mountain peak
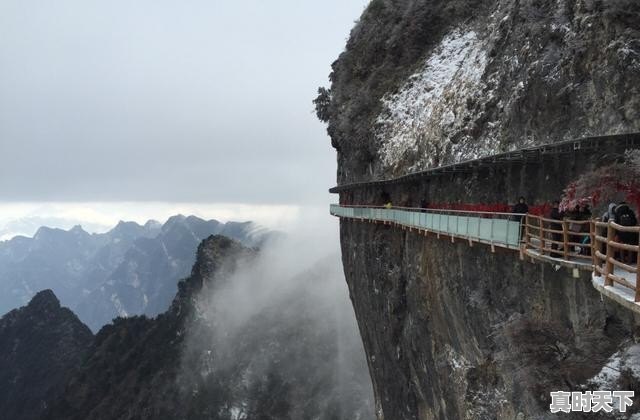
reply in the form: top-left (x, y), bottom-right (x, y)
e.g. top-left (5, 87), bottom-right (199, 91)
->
top-left (0, 289), bottom-right (92, 420)
top-left (163, 214), bottom-right (187, 227)
top-left (26, 289), bottom-right (61, 314)
top-left (192, 235), bottom-right (254, 283)
top-left (70, 225), bottom-right (87, 234)
top-left (172, 235), bottom-right (255, 309)
top-left (114, 220), bottom-right (142, 230)
top-left (33, 226), bottom-right (55, 239)
top-left (144, 219), bottom-right (162, 229)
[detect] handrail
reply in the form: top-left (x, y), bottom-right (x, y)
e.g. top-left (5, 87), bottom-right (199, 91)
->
top-left (592, 220), bottom-right (640, 300)
top-left (610, 221), bottom-right (640, 233)
top-left (338, 204), bottom-right (525, 218)
top-left (330, 204), bottom-right (522, 249)
top-left (524, 214), bottom-right (592, 261)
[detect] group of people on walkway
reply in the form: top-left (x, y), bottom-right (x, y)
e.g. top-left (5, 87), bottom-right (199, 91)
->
top-left (511, 197), bottom-right (639, 262)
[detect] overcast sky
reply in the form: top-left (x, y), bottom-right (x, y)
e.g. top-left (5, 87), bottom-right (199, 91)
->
top-left (0, 0), bottom-right (369, 235)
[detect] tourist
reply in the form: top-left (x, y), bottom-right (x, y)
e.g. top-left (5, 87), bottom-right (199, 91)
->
top-left (602, 203), bottom-right (617, 223)
top-left (614, 202), bottom-right (638, 263)
top-left (512, 196), bottom-right (528, 222)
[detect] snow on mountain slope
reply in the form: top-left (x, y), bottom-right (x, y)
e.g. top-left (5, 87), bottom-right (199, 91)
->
top-left (377, 29), bottom-right (496, 172)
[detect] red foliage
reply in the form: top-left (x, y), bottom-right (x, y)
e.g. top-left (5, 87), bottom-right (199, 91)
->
top-left (560, 157), bottom-right (640, 212)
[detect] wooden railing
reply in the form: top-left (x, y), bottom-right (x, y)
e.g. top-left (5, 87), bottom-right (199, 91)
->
top-left (525, 214), bottom-right (640, 302)
top-left (524, 214), bottom-right (592, 262)
top-left (593, 221), bottom-right (640, 301)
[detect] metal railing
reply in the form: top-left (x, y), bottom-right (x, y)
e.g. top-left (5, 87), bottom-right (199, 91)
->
top-left (330, 204), bottom-right (524, 249)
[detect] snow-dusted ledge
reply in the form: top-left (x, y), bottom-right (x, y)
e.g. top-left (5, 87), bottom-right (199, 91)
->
top-left (592, 269), bottom-right (640, 315)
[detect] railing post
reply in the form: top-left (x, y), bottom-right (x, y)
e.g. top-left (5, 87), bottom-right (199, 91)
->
top-left (490, 217), bottom-right (495, 242)
top-left (590, 220), bottom-right (597, 275)
top-left (562, 220), bottom-right (569, 260)
top-left (538, 216), bottom-right (545, 255)
top-left (605, 222), bottom-right (615, 287)
top-left (525, 215), bottom-right (530, 248)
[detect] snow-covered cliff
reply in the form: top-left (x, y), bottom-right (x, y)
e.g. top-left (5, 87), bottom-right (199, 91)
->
top-left (320, 0), bottom-right (640, 183)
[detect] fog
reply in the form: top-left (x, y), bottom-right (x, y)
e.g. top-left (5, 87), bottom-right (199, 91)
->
top-left (179, 215), bottom-right (374, 418)
top-left (197, 212), bottom-right (341, 331)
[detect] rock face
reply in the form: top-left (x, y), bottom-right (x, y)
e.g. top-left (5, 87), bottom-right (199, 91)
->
top-left (340, 220), bottom-right (639, 419)
top-left (319, 1), bottom-right (640, 419)
top-left (0, 290), bottom-right (93, 420)
top-left (319, 0), bottom-right (640, 184)
top-left (0, 215), bottom-right (274, 331)
top-left (43, 235), bottom-right (373, 420)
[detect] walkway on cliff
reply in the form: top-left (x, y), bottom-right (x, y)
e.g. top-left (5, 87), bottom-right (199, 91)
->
top-left (329, 133), bottom-right (640, 314)
top-left (330, 204), bottom-right (640, 315)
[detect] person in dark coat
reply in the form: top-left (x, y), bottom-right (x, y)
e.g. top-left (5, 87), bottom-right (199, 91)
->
top-left (614, 202), bottom-right (637, 229)
top-left (614, 202), bottom-right (638, 263)
top-left (512, 196), bottom-right (529, 242)
top-left (512, 196), bottom-right (529, 221)
top-left (580, 204), bottom-right (592, 220)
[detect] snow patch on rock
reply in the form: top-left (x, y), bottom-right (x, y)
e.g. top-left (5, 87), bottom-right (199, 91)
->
top-left (588, 344), bottom-right (640, 389)
top-left (111, 293), bottom-right (128, 317)
top-left (376, 28), bottom-right (497, 173)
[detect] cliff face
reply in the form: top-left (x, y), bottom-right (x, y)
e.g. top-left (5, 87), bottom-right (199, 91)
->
top-left (321, 1), bottom-right (640, 419)
top-left (341, 220), bottom-right (640, 419)
top-left (321, 0), bottom-right (640, 184)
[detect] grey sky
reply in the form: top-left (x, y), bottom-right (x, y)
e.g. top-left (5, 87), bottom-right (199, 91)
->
top-left (0, 0), bottom-right (368, 206)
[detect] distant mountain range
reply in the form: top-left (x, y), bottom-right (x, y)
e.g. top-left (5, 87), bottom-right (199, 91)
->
top-left (0, 216), bottom-right (112, 242)
top-left (0, 215), bottom-right (276, 331)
